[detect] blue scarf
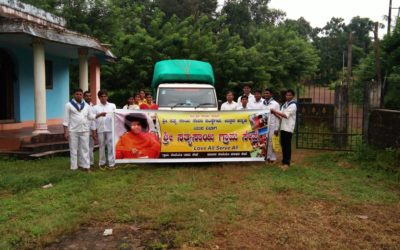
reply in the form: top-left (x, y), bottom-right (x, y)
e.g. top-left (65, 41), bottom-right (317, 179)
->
top-left (263, 97), bottom-right (274, 106)
top-left (282, 100), bottom-right (296, 109)
top-left (70, 99), bottom-right (85, 112)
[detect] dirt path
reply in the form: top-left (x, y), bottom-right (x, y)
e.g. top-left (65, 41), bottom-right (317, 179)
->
top-left (44, 223), bottom-right (175, 250)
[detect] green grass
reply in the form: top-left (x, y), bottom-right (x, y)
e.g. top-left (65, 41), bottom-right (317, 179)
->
top-left (0, 149), bottom-right (399, 249)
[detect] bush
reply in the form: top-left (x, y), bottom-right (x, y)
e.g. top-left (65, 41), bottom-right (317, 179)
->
top-left (351, 144), bottom-right (400, 174)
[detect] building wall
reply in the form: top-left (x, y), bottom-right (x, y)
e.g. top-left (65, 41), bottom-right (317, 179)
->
top-left (46, 54), bottom-right (70, 120)
top-left (368, 109), bottom-right (400, 149)
top-left (1, 45), bottom-right (69, 122)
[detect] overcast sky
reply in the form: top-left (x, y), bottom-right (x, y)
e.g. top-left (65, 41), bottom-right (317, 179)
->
top-left (218, 0), bottom-right (400, 36)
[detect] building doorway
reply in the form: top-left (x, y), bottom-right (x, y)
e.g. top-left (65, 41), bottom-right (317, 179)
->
top-left (0, 49), bottom-right (14, 121)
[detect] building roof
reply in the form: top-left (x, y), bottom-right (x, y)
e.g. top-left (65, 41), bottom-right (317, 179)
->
top-left (0, 0), bottom-right (116, 62)
top-left (0, 0), bottom-right (66, 27)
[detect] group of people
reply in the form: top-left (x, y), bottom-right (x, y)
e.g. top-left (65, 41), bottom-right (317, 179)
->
top-left (221, 84), bottom-right (297, 170)
top-left (63, 85), bottom-right (296, 171)
top-left (122, 90), bottom-right (158, 110)
top-left (63, 89), bottom-right (117, 171)
top-left (63, 88), bottom-right (161, 171)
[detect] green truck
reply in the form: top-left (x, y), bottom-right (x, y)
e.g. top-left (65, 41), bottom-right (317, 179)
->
top-left (152, 59), bottom-right (218, 111)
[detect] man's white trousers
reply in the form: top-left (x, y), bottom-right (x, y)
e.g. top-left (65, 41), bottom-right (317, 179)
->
top-left (98, 131), bottom-right (115, 167)
top-left (89, 135), bottom-right (94, 165)
top-left (69, 131), bottom-right (90, 170)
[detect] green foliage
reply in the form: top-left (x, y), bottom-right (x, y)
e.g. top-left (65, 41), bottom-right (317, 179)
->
top-left (312, 17), bottom-right (374, 84)
top-left (384, 66), bottom-right (400, 109)
top-left (313, 18), bottom-right (347, 84)
top-left (25, 0), bottom-right (320, 103)
top-left (26, 0), bottom-right (394, 109)
top-left (253, 27), bottom-right (319, 88)
top-left (221, 0), bottom-right (285, 47)
top-left (352, 17), bottom-right (400, 109)
top-left (350, 144), bottom-right (400, 174)
top-left (347, 16), bottom-right (374, 53)
top-left (381, 19), bottom-right (400, 109)
top-left (351, 53), bottom-right (374, 104)
top-left (155, 0), bottom-right (218, 19)
top-left (282, 17), bottom-right (317, 41)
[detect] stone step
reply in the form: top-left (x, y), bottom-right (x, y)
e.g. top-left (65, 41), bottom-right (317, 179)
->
top-left (30, 133), bottom-right (65, 144)
top-left (1, 144), bottom-right (100, 159)
top-left (21, 141), bottom-right (69, 153)
top-left (29, 145), bottom-right (99, 159)
top-left (0, 150), bottom-right (31, 159)
top-left (29, 148), bottom-right (70, 158)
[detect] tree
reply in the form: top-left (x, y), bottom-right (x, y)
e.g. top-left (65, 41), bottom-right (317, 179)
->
top-left (312, 18), bottom-right (347, 84)
top-left (154, 0), bottom-right (218, 19)
top-left (381, 18), bottom-right (400, 109)
top-left (253, 27), bottom-right (319, 89)
top-left (26, 0), bottom-right (320, 106)
top-left (347, 16), bottom-right (375, 53)
top-left (249, 0), bottom-right (285, 25)
top-left (312, 16), bottom-right (375, 85)
top-left (221, 0), bottom-right (285, 47)
top-left (282, 17), bottom-right (319, 41)
top-left (352, 18), bottom-right (400, 109)
top-left (221, 0), bottom-right (253, 46)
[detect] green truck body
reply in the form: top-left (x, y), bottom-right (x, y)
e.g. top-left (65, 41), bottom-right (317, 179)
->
top-left (151, 60), bottom-right (215, 89)
top-left (151, 60), bottom-right (218, 111)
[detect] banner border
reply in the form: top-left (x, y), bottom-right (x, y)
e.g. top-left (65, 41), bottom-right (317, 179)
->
top-left (115, 157), bottom-right (265, 163)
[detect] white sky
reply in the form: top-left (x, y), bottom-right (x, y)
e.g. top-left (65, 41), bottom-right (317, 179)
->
top-left (218, 0), bottom-right (400, 36)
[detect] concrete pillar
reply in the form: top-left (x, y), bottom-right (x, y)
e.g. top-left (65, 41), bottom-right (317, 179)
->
top-left (78, 48), bottom-right (89, 92)
top-left (32, 38), bottom-right (50, 135)
top-left (334, 84), bottom-right (348, 148)
top-left (89, 57), bottom-right (101, 105)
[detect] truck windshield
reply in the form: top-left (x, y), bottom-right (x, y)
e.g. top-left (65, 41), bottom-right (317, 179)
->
top-left (158, 88), bottom-right (217, 108)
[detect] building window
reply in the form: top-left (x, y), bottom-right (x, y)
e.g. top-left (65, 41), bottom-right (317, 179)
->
top-left (45, 60), bottom-right (53, 89)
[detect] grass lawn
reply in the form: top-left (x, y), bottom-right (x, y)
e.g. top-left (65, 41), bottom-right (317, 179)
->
top-left (0, 150), bottom-right (399, 249)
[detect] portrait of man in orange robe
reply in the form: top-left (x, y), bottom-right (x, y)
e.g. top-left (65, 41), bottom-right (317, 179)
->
top-left (115, 113), bottom-right (161, 159)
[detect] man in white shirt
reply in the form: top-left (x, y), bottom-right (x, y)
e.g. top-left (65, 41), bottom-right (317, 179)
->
top-left (263, 88), bottom-right (280, 163)
top-left (84, 91), bottom-right (95, 166)
top-left (92, 90), bottom-right (117, 169)
top-left (220, 91), bottom-right (237, 111)
top-left (63, 88), bottom-right (97, 171)
top-left (237, 84), bottom-right (255, 103)
top-left (123, 95), bottom-right (140, 110)
top-left (248, 89), bottom-right (265, 109)
top-left (236, 95), bottom-right (249, 110)
top-left (271, 89), bottom-right (297, 170)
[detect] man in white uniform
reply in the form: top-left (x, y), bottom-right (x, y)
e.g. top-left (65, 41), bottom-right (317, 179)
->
top-left (271, 89), bottom-right (297, 171)
top-left (263, 88), bottom-right (280, 163)
top-left (220, 91), bottom-right (237, 111)
top-left (248, 89), bottom-right (265, 109)
top-left (237, 84), bottom-right (255, 103)
top-left (63, 89), bottom-right (96, 171)
top-left (92, 90), bottom-right (116, 169)
top-left (236, 95), bottom-right (249, 110)
top-left (83, 91), bottom-right (95, 166)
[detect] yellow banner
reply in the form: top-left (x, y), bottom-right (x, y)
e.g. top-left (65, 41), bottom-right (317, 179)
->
top-left (113, 110), bottom-right (270, 163)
